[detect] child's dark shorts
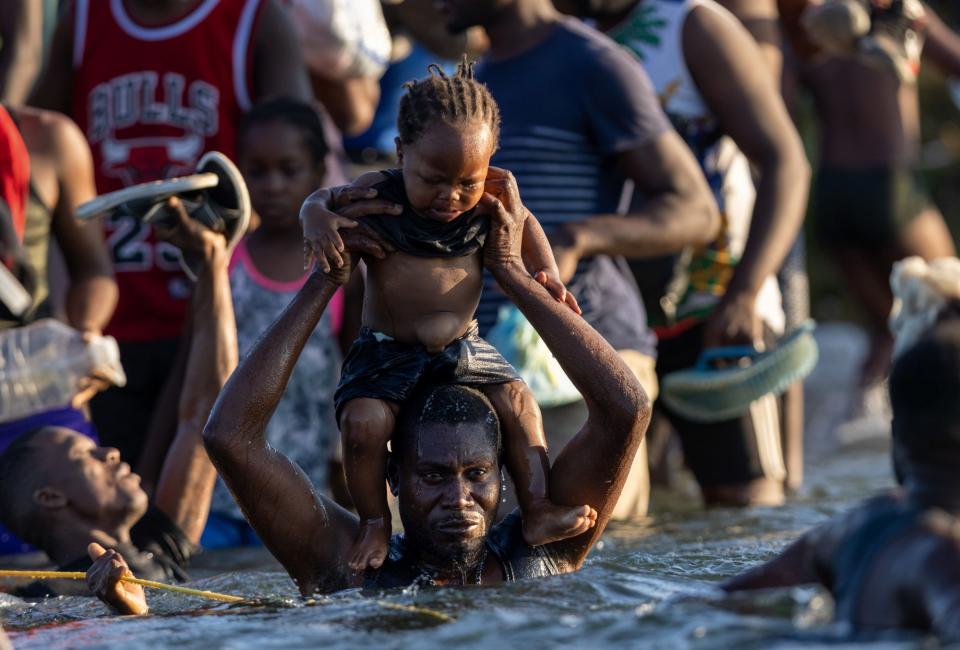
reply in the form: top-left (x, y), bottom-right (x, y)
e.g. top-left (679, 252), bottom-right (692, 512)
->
top-left (334, 321), bottom-right (520, 420)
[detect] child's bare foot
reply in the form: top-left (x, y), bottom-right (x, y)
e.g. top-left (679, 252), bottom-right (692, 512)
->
top-left (349, 518), bottom-right (391, 571)
top-left (521, 501), bottom-right (598, 546)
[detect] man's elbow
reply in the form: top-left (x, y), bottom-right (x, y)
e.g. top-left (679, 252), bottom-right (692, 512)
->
top-left (201, 411), bottom-right (231, 462)
top-left (611, 376), bottom-right (652, 446)
top-left (683, 188), bottom-right (721, 248)
top-left (758, 135), bottom-right (812, 197)
top-left (789, 147), bottom-right (812, 195)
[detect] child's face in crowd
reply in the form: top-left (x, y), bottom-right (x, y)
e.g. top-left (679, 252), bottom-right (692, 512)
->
top-left (239, 121), bottom-right (325, 231)
top-left (397, 119), bottom-right (495, 223)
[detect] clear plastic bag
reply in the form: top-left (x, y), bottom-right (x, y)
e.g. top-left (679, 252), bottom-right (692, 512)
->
top-left (486, 305), bottom-right (581, 408)
top-left (0, 319), bottom-right (126, 422)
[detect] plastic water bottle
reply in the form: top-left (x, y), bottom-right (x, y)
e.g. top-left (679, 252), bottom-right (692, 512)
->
top-left (0, 319), bottom-right (127, 422)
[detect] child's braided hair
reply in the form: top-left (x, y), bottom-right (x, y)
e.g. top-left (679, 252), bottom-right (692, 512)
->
top-left (396, 57), bottom-right (501, 147)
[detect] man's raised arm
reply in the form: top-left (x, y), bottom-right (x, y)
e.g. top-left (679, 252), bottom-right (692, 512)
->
top-left (479, 172), bottom-right (651, 569)
top-left (202, 225), bottom-right (388, 595)
top-left (202, 263), bottom-right (357, 595)
top-left (151, 200), bottom-right (237, 545)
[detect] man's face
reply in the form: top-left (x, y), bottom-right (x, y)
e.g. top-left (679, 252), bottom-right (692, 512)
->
top-left (433, 0), bottom-right (509, 33)
top-left (31, 428), bottom-right (148, 529)
top-left (394, 421), bottom-right (501, 568)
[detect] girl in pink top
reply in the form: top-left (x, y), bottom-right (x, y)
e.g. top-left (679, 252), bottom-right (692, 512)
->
top-left (206, 99), bottom-right (345, 545)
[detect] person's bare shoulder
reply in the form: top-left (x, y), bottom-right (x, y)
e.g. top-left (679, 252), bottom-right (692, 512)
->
top-left (10, 106), bottom-right (83, 157)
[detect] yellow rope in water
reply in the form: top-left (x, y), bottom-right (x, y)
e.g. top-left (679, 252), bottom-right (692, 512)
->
top-left (372, 600), bottom-right (454, 622)
top-left (0, 570), bottom-right (244, 603)
top-left (0, 570), bottom-right (454, 621)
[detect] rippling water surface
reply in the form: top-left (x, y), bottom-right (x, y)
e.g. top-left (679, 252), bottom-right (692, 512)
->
top-left (1, 439), bottom-right (911, 650)
top-left (0, 327), bottom-right (929, 649)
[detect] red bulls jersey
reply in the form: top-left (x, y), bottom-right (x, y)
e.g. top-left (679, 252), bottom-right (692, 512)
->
top-left (71, 0), bottom-right (264, 341)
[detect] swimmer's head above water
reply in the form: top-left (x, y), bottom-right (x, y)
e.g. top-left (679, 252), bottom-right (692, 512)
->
top-left (394, 59), bottom-right (501, 224)
top-left (0, 427), bottom-right (147, 548)
top-left (387, 384), bottom-right (502, 568)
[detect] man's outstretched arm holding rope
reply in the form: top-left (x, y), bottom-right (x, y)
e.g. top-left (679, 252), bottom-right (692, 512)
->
top-left (85, 200), bottom-right (239, 614)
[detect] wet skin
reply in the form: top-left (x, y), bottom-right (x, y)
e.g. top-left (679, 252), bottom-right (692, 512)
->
top-left (364, 120), bottom-right (494, 349)
top-left (390, 421), bottom-right (502, 574)
top-left (724, 489), bottom-right (960, 641)
top-left (27, 427), bottom-right (148, 536)
top-left (204, 172), bottom-right (650, 594)
top-left (336, 119), bottom-right (595, 570)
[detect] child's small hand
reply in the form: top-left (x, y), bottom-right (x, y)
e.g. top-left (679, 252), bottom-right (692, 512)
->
top-left (301, 184), bottom-right (400, 272)
top-left (303, 209), bottom-right (359, 274)
top-left (534, 268), bottom-right (582, 315)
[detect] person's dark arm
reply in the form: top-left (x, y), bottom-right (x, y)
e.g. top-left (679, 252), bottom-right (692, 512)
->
top-left (921, 5), bottom-right (960, 78)
top-left (684, 4), bottom-right (810, 346)
top-left (300, 173), bottom-right (399, 273)
top-left (723, 510), bottom-right (849, 591)
top-left (382, 0), bottom-right (487, 60)
top-left (0, 0), bottom-right (44, 104)
top-left (150, 200), bottom-right (237, 545)
top-left (251, 0), bottom-right (312, 102)
top-left (478, 172), bottom-right (650, 570)
top-left (310, 75), bottom-right (380, 136)
top-left (203, 267), bottom-right (357, 594)
top-left (49, 112), bottom-right (118, 336)
top-left (26, 0), bottom-right (73, 113)
top-left (203, 227), bottom-right (388, 594)
top-left (919, 537), bottom-right (960, 642)
top-left (553, 130), bottom-right (719, 281)
top-left (715, 0), bottom-right (784, 81)
top-left (721, 533), bottom-right (820, 591)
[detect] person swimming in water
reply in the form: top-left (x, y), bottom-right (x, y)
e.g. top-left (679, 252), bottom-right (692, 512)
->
top-left (0, 200), bottom-right (239, 609)
top-left (724, 280), bottom-right (960, 641)
top-left (301, 60), bottom-right (595, 571)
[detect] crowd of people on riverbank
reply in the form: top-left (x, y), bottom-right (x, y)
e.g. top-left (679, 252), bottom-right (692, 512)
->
top-left (2, 0), bottom-right (960, 643)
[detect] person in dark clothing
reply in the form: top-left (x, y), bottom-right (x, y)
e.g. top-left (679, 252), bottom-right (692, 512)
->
top-left (724, 309), bottom-right (960, 642)
top-left (0, 200), bottom-right (238, 611)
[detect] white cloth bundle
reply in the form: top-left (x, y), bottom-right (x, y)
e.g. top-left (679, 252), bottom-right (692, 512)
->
top-left (286, 0), bottom-right (392, 81)
top-left (889, 256), bottom-right (960, 359)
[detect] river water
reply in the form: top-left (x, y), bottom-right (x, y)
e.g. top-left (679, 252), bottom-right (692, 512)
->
top-left (0, 325), bottom-right (929, 649)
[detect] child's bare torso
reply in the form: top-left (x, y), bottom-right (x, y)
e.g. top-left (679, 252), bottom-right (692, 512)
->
top-left (363, 251), bottom-right (483, 353)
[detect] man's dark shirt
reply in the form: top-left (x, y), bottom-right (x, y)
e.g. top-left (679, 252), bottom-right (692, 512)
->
top-left (13, 506), bottom-right (194, 598)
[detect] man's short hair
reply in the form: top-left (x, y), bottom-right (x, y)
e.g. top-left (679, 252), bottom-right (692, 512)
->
top-left (0, 428), bottom-right (46, 544)
top-left (890, 316), bottom-right (960, 460)
top-left (392, 384), bottom-right (501, 462)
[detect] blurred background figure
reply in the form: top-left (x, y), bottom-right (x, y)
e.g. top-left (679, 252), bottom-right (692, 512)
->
top-left (344, 0), bottom-right (489, 164)
top-left (28, 0), bottom-right (312, 480)
top-left (554, 0), bottom-right (810, 506)
top-left (202, 98), bottom-right (348, 548)
top-left (283, 0), bottom-right (391, 138)
top-left (432, 0), bottom-right (721, 520)
top-left (0, 103), bottom-right (117, 556)
top-left (0, 0), bottom-right (58, 105)
top-left (779, 0), bottom-right (960, 419)
top-left (718, 0), bottom-right (809, 496)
